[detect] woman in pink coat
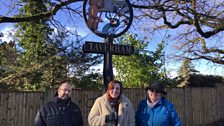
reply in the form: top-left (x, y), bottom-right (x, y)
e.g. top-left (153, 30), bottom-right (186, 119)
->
top-left (88, 80), bottom-right (135, 126)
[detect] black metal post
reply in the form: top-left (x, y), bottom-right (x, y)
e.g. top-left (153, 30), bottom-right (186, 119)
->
top-left (103, 37), bottom-right (114, 91)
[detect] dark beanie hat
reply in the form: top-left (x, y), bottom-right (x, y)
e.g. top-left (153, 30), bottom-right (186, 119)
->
top-left (145, 82), bottom-right (167, 95)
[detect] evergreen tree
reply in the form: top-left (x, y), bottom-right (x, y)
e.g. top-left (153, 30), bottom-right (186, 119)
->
top-left (177, 58), bottom-right (199, 87)
top-left (0, 0), bottom-right (102, 90)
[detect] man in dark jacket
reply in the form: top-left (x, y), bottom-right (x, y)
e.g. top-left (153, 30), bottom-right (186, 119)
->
top-left (34, 82), bottom-right (83, 126)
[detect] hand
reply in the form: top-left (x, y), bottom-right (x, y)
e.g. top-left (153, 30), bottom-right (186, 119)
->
top-left (105, 112), bottom-right (117, 122)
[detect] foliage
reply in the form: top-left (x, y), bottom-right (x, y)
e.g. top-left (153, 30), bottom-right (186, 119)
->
top-left (0, 0), bottom-right (102, 90)
top-left (187, 74), bottom-right (224, 87)
top-left (0, 41), bottom-right (17, 65)
top-left (70, 72), bottom-right (102, 89)
top-left (11, 0), bottom-right (61, 90)
top-left (113, 33), bottom-right (172, 88)
top-left (177, 58), bottom-right (199, 87)
top-left (175, 59), bottom-right (223, 87)
top-left (1, 0), bottom-right (223, 89)
top-left (1, 1), bottom-right (224, 65)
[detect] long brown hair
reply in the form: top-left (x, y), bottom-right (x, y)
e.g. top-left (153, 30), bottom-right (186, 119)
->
top-left (106, 80), bottom-right (123, 100)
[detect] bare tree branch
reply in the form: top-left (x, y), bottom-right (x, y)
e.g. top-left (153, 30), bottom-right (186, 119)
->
top-left (0, 0), bottom-right (83, 23)
top-left (132, 0), bottom-right (224, 65)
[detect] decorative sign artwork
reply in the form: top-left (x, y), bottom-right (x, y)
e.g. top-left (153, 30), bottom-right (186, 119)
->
top-left (83, 0), bottom-right (133, 38)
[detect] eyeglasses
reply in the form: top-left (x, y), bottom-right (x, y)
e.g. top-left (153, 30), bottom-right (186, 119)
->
top-left (59, 88), bottom-right (72, 92)
top-left (149, 89), bottom-right (160, 93)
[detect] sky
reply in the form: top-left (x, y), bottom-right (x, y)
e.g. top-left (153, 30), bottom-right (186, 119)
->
top-left (0, 1), bottom-right (223, 78)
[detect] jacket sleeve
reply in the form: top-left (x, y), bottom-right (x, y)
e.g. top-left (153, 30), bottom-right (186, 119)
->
top-left (34, 107), bottom-right (46, 126)
top-left (76, 105), bottom-right (84, 126)
top-left (79, 109), bottom-right (83, 126)
top-left (127, 100), bottom-right (135, 126)
top-left (167, 103), bottom-right (181, 126)
top-left (135, 100), bottom-right (144, 126)
top-left (88, 98), bottom-right (107, 126)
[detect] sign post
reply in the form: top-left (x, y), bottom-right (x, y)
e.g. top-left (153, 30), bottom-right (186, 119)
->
top-left (103, 37), bottom-right (113, 90)
top-left (83, 0), bottom-right (134, 91)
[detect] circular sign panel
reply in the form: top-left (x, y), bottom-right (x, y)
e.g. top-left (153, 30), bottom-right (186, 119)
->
top-left (83, 0), bottom-right (133, 38)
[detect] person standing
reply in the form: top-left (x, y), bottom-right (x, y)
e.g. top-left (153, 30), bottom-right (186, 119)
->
top-left (34, 82), bottom-right (83, 126)
top-left (135, 82), bottom-right (181, 126)
top-left (88, 80), bottom-right (135, 126)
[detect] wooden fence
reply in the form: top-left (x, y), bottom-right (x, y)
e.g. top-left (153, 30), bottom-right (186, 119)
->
top-left (0, 84), bottom-right (224, 126)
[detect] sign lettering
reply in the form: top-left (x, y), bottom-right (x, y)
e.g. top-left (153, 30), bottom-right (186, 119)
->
top-left (83, 41), bottom-right (134, 56)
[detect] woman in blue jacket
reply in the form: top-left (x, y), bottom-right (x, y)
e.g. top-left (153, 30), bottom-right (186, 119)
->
top-left (135, 82), bottom-right (181, 126)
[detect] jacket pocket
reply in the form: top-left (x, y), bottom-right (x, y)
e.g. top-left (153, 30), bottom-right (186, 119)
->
top-left (70, 109), bottom-right (82, 125)
top-left (46, 112), bottom-right (60, 126)
top-left (139, 110), bottom-right (150, 125)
